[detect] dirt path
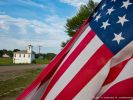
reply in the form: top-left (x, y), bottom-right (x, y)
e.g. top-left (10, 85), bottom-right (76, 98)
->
top-left (0, 64), bottom-right (46, 73)
top-left (0, 64), bottom-right (46, 81)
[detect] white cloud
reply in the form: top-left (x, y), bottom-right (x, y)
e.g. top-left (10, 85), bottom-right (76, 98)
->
top-left (0, 36), bottom-right (64, 53)
top-left (60, 0), bottom-right (88, 8)
top-left (0, 14), bottom-right (69, 53)
top-left (0, 20), bottom-right (9, 30)
top-left (19, 0), bottom-right (47, 9)
top-left (60, 0), bottom-right (101, 8)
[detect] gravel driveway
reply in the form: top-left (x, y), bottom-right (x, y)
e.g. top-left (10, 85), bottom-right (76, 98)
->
top-left (0, 64), bottom-right (46, 81)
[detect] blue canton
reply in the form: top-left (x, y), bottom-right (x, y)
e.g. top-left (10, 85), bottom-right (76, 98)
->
top-left (89, 0), bottom-right (133, 54)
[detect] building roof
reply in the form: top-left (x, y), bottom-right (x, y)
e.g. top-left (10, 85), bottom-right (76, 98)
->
top-left (14, 50), bottom-right (35, 54)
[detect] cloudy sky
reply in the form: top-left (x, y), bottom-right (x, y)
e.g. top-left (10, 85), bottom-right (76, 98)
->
top-left (0, 0), bottom-right (100, 54)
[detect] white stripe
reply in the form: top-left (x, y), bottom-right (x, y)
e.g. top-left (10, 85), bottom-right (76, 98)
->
top-left (24, 83), bottom-right (40, 100)
top-left (24, 80), bottom-right (49, 100)
top-left (47, 25), bottom-right (91, 83)
top-left (74, 41), bottom-right (133, 99)
top-left (95, 41), bottom-right (133, 97)
top-left (21, 27), bottom-right (91, 99)
top-left (67, 25), bottom-right (91, 54)
top-left (110, 41), bottom-right (133, 68)
top-left (97, 58), bottom-right (133, 97)
top-left (45, 35), bottom-right (103, 99)
top-left (55, 25), bottom-right (91, 71)
top-left (30, 80), bottom-right (50, 100)
top-left (73, 61), bottom-right (111, 100)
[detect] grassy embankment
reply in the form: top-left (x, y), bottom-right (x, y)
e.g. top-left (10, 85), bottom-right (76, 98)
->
top-left (0, 58), bottom-right (50, 66)
top-left (0, 68), bottom-right (43, 99)
top-left (35, 58), bottom-right (50, 64)
top-left (0, 58), bottom-right (13, 66)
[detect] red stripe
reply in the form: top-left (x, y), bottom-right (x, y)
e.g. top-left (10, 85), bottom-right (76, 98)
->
top-left (41, 30), bottom-right (95, 99)
top-left (17, 18), bottom-right (89, 100)
top-left (55, 45), bottom-right (113, 99)
top-left (103, 58), bottom-right (130, 86)
top-left (100, 78), bottom-right (133, 98)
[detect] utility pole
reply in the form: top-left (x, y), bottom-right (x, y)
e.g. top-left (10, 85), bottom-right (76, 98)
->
top-left (38, 45), bottom-right (42, 54)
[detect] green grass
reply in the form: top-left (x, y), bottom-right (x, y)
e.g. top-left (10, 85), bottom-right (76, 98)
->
top-left (0, 58), bottom-right (13, 66)
top-left (35, 58), bottom-right (50, 64)
top-left (0, 58), bottom-right (50, 66)
top-left (0, 68), bottom-right (42, 99)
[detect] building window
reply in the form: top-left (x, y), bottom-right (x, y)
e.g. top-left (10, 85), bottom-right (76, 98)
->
top-left (14, 54), bottom-right (16, 57)
top-left (19, 54), bottom-right (21, 57)
top-left (24, 54), bottom-right (25, 57)
top-left (28, 54), bottom-right (30, 58)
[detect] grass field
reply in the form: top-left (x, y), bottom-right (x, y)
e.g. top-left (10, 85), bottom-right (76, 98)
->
top-left (0, 58), bottom-right (13, 66)
top-left (0, 58), bottom-right (50, 66)
top-left (35, 58), bottom-right (50, 64)
top-left (0, 68), bottom-right (43, 100)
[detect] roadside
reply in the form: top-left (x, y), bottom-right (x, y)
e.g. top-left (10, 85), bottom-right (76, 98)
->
top-left (0, 64), bottom-right (46, 100)
top-left (0, 64), bottom-right (46, 81)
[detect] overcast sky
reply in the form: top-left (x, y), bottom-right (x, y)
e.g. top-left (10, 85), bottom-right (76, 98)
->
top-left (0, 0), bottom-right (101, 54)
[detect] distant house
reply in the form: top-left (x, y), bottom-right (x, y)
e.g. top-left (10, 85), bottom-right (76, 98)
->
top-left (13, 45), bottom-right (35, 64)
top-left (2, 54), bottom-right (10, 58)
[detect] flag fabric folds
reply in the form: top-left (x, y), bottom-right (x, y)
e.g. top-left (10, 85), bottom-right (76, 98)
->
top-left (17, 0), bottom-right (133, 100)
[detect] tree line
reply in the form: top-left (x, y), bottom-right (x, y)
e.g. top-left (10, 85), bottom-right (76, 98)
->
top-left (61, 0), bottom-right (98, 47)
top-left (0, 49), bottom-right (56, 60)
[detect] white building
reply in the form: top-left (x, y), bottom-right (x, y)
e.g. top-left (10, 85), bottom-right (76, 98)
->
top-left (2, 54), bottom-right (10, 58)
top-left (13, 45), bottom-right (35, 64)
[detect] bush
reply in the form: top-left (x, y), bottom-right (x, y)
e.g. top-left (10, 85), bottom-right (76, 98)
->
top-left (32, 60), bottom-right (36, 64)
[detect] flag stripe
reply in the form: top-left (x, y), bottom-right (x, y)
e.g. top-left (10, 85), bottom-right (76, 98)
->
top-left (17, 18), bottom-right (89, 100)
top-left (101, 77), bottom-right (133, 98)
top-left (36, 24), bottom-right (90, 99)
top-left (42, 29), bottom-right (96, 99)
top-left (48, 25), bottom-right (91, 78)
top-left (55, 44), bottom-right (113, 100)
top-left (27, 80), bottom-right (49, 100)
top-left (23, 82), bottom-right (41, 100)
top-left (73, 59), bottom-right (111, 100)
top-left (44, 35), bottom-right (104, 99)
top-left (110, 41), bottom-right (133, 68)
top-left (97, 58), bottom-right (133, 97)
top-left (102, 41), bottom-right (133, 85)
top-left (103, 58), bottom-right (130, 86)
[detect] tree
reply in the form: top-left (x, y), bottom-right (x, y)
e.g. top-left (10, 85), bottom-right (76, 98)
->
top-left (46, 53), bottom-right (56, 60)
top-left (66, 0), bottom-right (97, 37)
top-left (0, 49), bottom-right (13, 57)
top-left (7, 50), bottom-right (13, 57)
top-left (61, 40), bottom-right (69, 48)
top-left (0, 50), bottom-right (4, 57)
top-left (61, 0), bottom-right (98, 47)
top-left (2, 49), bottom-right (7, 54)
top-left (13, 49), bottom-right (20, 52)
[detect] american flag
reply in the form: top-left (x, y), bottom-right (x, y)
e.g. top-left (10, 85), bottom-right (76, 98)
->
top-left (17, 0), bottom-right (133, 100)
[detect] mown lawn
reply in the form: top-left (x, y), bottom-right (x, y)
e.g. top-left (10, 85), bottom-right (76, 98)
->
top-left (35, 58), bottom-right (50, 64)
top-left (0, 58), bottom-right (13, 66)
top-left (0, 68), bottom-right (42, 100)
top-left (0, 58), bottom-right (50, 66)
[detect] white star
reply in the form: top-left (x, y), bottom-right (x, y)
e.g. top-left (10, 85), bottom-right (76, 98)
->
top-left (112, 0), bottom-right (116, 2)
top-left (101, 19), bottom-right (110, 30)
top-left (101, 4), bottom-right (106, 9)
top-left (117, 14), bottom-right (129, 26)
top-left (92, 12), bottom-right (97, 18)
top-left (106, 7), bottom-right (115, 15)
top-left (112, 32), bottom-right (125, 44)
top-left (121, 0), bottom-right (132, 9)
top-left (95, 14), bottom-right (101, 22)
